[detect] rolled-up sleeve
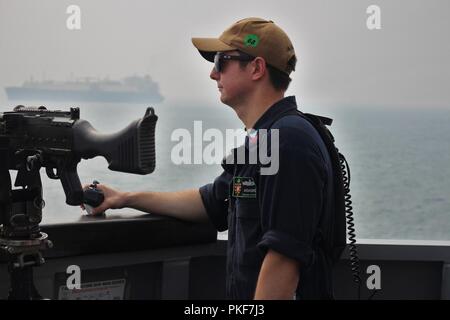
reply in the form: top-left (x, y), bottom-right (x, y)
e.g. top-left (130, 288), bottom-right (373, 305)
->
top-left (199, 170), bottom-right (232, 232)
top-left (257, 127), bottom-right (327, 269)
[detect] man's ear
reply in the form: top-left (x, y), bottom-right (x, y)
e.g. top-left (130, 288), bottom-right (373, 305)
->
top-left (251, 57), bottom-right (267, 81)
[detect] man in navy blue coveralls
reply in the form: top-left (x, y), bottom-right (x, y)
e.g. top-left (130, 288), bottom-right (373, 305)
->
top-left (87, 17), bottom-right (335, 300)
top-left (199, 95), bottom-right (334, 300)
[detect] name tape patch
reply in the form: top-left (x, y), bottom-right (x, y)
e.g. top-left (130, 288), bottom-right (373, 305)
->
top-left (232, 177), bottom-right (257, 198)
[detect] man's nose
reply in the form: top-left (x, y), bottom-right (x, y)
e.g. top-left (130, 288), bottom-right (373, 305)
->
top-left (210, 67), bottom-right (219, 80)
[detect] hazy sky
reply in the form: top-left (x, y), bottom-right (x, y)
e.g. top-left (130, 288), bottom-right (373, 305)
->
top-left (0, 0), bottom-right (449, 108)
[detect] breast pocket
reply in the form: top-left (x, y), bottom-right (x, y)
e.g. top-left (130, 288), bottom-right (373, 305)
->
top-left (236, 198), bottom-right (260, 219)
top-left (235, 198), bottom-right (263, 267)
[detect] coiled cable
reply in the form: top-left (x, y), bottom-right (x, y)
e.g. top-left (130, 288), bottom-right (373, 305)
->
top-left (339, 152), bottom-right (362, 300)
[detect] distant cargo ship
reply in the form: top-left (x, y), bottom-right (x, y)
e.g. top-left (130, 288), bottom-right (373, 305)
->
top-left (4, 75), bottom-right (164, 103)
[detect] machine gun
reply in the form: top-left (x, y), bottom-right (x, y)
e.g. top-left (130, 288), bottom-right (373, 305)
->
top-left (0, 105), bottom-right (158, 299)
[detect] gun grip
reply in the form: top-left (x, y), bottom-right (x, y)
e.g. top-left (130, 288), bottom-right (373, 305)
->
top-left (59, 164), bottom-right (84, 205)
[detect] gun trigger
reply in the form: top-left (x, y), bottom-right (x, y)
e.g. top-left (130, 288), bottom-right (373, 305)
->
top-left (45, 167), bottom-right (59, 179)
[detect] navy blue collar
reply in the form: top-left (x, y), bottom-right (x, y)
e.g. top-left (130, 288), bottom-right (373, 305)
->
top-left (221, 96), bottom-right (299, 174)
top-left (251, 96), bottom-right (298, 130)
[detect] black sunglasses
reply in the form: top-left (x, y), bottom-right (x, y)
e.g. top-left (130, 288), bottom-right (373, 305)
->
top-left (213, 52), bottom-right (254, 73)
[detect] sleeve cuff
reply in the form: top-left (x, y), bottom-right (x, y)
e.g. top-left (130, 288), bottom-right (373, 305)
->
top-left (257, 230), bottom-right (315, 269)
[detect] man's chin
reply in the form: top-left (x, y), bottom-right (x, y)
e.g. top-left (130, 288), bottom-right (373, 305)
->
top-left (220, 94), bottom-right (238, 109)
top-left (219, 94), bottom-right (228, 105)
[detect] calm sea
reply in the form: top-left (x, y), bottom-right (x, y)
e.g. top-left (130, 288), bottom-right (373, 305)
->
top-left (1, 100), bottom-right (449, 241)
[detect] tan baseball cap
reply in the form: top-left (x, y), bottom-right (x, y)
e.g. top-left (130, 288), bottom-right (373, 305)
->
top-left (192, 17), bottom-right (297, 75)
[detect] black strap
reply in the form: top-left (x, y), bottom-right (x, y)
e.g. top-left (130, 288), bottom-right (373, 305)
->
top-left (266, 109), bottom-right (333, 131)
top-left (308, 114), bottom-right (333, 126)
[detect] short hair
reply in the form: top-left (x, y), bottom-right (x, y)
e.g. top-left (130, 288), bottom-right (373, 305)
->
top-left (237, 51), bottom-right (292, 91)
top-left (266, 64), bottom-right (292, 91)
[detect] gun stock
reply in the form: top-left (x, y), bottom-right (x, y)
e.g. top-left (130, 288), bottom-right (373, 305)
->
top-left (73, 107), bottom-right (157, 174)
